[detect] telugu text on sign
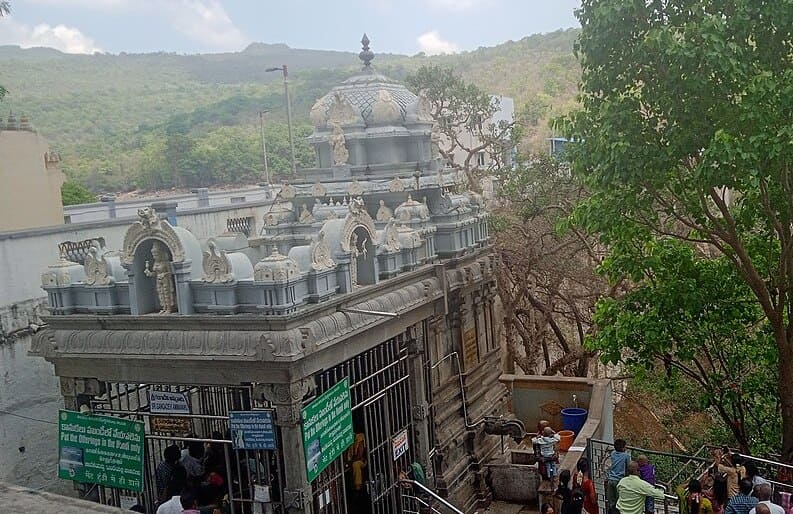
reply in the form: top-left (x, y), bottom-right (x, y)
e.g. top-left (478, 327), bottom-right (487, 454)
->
top-left (58, 410), bottom-right (145, 492)
top-left (301, 377), bottom-right (353, 482)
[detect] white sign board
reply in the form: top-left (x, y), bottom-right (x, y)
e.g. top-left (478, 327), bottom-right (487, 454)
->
top-left (148, 391), bottom-right (190, 415)
top-left (392, 429), bottom-right (409, 461)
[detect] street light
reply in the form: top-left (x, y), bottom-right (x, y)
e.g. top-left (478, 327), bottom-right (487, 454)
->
top-left (266, 64), bottom-right (297, 177)
top-left (258, 109), bottom-right (270, 185)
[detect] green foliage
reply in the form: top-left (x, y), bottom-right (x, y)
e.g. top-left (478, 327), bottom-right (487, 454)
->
top-left (565, 0), bottom-right (792, 456)
top-left (589, 239), bottom-right (780, 453)
top-left (61, 180), bottom-right (96, 206)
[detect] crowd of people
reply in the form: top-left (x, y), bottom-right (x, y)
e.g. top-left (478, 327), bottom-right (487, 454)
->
top-left (148, 431), bottom-right (262, 514)
top-left (540, 441), bottom-right (791, 514)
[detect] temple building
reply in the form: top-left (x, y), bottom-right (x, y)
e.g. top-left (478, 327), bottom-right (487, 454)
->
top-left (32, 36), bottom-right (508, 514)
top-left (0, 114), bottom-right (66, 231)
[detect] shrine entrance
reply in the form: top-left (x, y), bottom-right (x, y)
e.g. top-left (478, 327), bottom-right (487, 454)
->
top-left (309, 334), bottom-right (416, 514)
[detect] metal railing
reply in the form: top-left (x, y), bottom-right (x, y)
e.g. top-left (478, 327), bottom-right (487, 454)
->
top-left (399, 479), bottom-right (464, 514)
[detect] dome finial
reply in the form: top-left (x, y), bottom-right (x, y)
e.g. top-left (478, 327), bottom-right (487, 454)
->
top-left (359, 33), bottom-right (374, 68)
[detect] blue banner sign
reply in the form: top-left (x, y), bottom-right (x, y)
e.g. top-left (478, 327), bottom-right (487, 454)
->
top-left (229, 410), bottom-right (277, 450)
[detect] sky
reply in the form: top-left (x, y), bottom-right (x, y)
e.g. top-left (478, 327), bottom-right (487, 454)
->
top-left (0, 0), bottom-right (581, 56)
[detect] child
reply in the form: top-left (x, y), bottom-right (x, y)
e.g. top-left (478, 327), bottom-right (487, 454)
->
top-left (607, 439), bottom-right (630, 510)
top-left (533, 426), bottom-right (561, 480)
top-left (638, 454), bottom-right (657, 514)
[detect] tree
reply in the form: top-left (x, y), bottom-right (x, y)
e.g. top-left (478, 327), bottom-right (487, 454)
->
top-left (564, 0), bottom-right (793, 459)
top-left (494, 153), bottom-right (611, 376)
top-left (406, 65), bottom-right (517, 193)
top-left (61, 180), bottom-right (96, 206)
top-left (592, 239), bottom-right (780, 453)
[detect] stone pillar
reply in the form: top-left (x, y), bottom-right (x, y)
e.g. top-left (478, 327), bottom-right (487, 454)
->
top-left (405, 324), bottom-right (432, 482)
top-left (100, 195), bottom-right (117, 219)
top-left (192, 188), bottom-right (210, 208)
top-left (151, 201), bottom-right (178, 226)
top-left (258, 380), bottom-right (315, 514)
top-left (171, 260), bottom-right (194, 314)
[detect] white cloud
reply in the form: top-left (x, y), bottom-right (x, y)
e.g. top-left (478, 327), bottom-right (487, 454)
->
top-left (417, 30), bottom-right (459, 55)
top-left (424, 0), bottom-right (492, 12)
top-left (166, 0), bottom-right (247, 51)
top-left (0, 19), bottom-right (102, 53)
top-left (17, 0), bottom-right (249, 52)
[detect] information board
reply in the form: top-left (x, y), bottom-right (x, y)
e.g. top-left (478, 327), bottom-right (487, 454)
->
top-left (301, 377), bottom-right (353, 482)
top-left (148, 390), bottom-right (190, 415)
top-left (229, 410), bottom-right (277, 450)
top-left (58, 410), bottom-right (145, 492)
top-left (392, 429), bottom-right (409, 461)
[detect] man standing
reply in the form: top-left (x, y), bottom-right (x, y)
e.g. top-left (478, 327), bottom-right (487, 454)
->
top-left (748, 484), bottom-right (784, 514)
top-left (725, 479), bottom-right (759, 514)
top-left (615, 461), bottom-right (665, 514)
top-left (608, 439), bottom-right (631, 509)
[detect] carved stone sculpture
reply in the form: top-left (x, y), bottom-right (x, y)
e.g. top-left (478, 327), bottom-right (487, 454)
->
top-left (431, 124), bottom-right (442, 159)
top-left (416, 89), bottom-right (435, 122)
top-left (347, 179), bottom-right (365, 196)
top-left (310, 231), bottom-right (336, 271)
top-left (376, 200), bottom-right (393, 222)
top-left (311, 181), bottom-right (327, 197)
top-left (202, 240), bottom-right (233, 284)
top-left (299, 204), bottom-right (315, 224)
top-left (309, 94), bottom-right (330, 127)
top-left (84, 244), bottom-right (114, 286)
top-left (144, 241), bottom-right (176, 313)
top-left (388, 176), bottom-right (405, 193)
top-left (329, 122), bottom-right (349, 166)
top-left (371, 89), bottom-right (401, 124)
top-left (327, 92), bottom-right (360, 126)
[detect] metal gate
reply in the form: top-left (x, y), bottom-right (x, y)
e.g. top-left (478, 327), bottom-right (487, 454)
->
top-left (87, 382), bottom-right (285, 514)
top-left (310, 334), bottom-right (415, 514)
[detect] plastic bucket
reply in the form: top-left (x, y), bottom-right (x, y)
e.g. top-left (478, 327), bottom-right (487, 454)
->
top-left (558, 430), bottom-right (575, 451)
top-left (561, 407), bottom-right (588, 435)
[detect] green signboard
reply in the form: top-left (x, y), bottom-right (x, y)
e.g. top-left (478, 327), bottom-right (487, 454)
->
top-left (301, 377), bottom-right (353, 482)
top-left (58, 410), bottom-right (145, 492)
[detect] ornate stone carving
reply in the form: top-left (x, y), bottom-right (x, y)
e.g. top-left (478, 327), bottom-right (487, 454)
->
top-left (380, 218), bottom-right (400, 252)
top-left (371, 89), bottom-right (401, 124)
top-left (327, 91), bottom-right (360, 126)
top-left (202, 240), bottom-right (233, 284)
top-left (311, 181), bottom-right (327, 197)
top-left (388, 176), bottom-right (405, 193)
top-left (329, 122), bottom-right (349, 166)
top-left (280, 183), bottom-right (296, 199)
top-left (340, 200), bottom-right (377, 253)
top-left (347, 179), bottom-right (365, 196)
top-left (376, 199), bottom-right (393, 222)
top-left (310, 230), bottom-right (336, 271)
top-left (41, 259), bottom-right (83, 287)
top-left (416, 89), bottom-right (435, 122)
top-left (144, 241), bottom-right (177, 313)
top-left (83, 244), bottom-right (114, 285)
top-left (298, 204), bottom-right (315, 224)
top-left (309, 94), bottom-right (330, 127)
top-left (122, 208), bottom-right (185, 265)
top-left (254, 249), bottom-right (301, 283)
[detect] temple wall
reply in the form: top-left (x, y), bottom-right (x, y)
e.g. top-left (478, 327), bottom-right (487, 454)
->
top-left (0, 130), bottom-right (65, 233)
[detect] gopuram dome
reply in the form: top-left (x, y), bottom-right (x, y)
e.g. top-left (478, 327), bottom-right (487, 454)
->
top-left (310, 34), bottom-right (422, 130)
top-left (308, 34), bottom-right (438, 172)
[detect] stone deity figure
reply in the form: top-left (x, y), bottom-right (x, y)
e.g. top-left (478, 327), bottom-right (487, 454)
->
top-left (144, 241), bottom-right (176, 313)
top-left (376, 200), bottom-right (393, 222)
top-left (329, 122), bottom-right (349, 166)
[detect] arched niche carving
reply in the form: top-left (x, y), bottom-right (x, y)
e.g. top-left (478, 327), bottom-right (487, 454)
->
top-left (122, 207), bottom-right (186, 265)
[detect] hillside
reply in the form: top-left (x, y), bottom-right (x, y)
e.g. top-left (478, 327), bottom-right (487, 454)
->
top-left (0, 29), bottom-right (580, 192)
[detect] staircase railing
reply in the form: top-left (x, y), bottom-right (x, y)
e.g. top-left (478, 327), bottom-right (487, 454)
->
top-left (399, 479), bottom-right (465, 514)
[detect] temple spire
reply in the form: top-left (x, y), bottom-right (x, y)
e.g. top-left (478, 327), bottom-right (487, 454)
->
top-left (359, 33), bottom-right (374, 69)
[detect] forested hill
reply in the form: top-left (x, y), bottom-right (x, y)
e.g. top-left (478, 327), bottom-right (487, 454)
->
top-left (0, 29), bottom-right (580, 193)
